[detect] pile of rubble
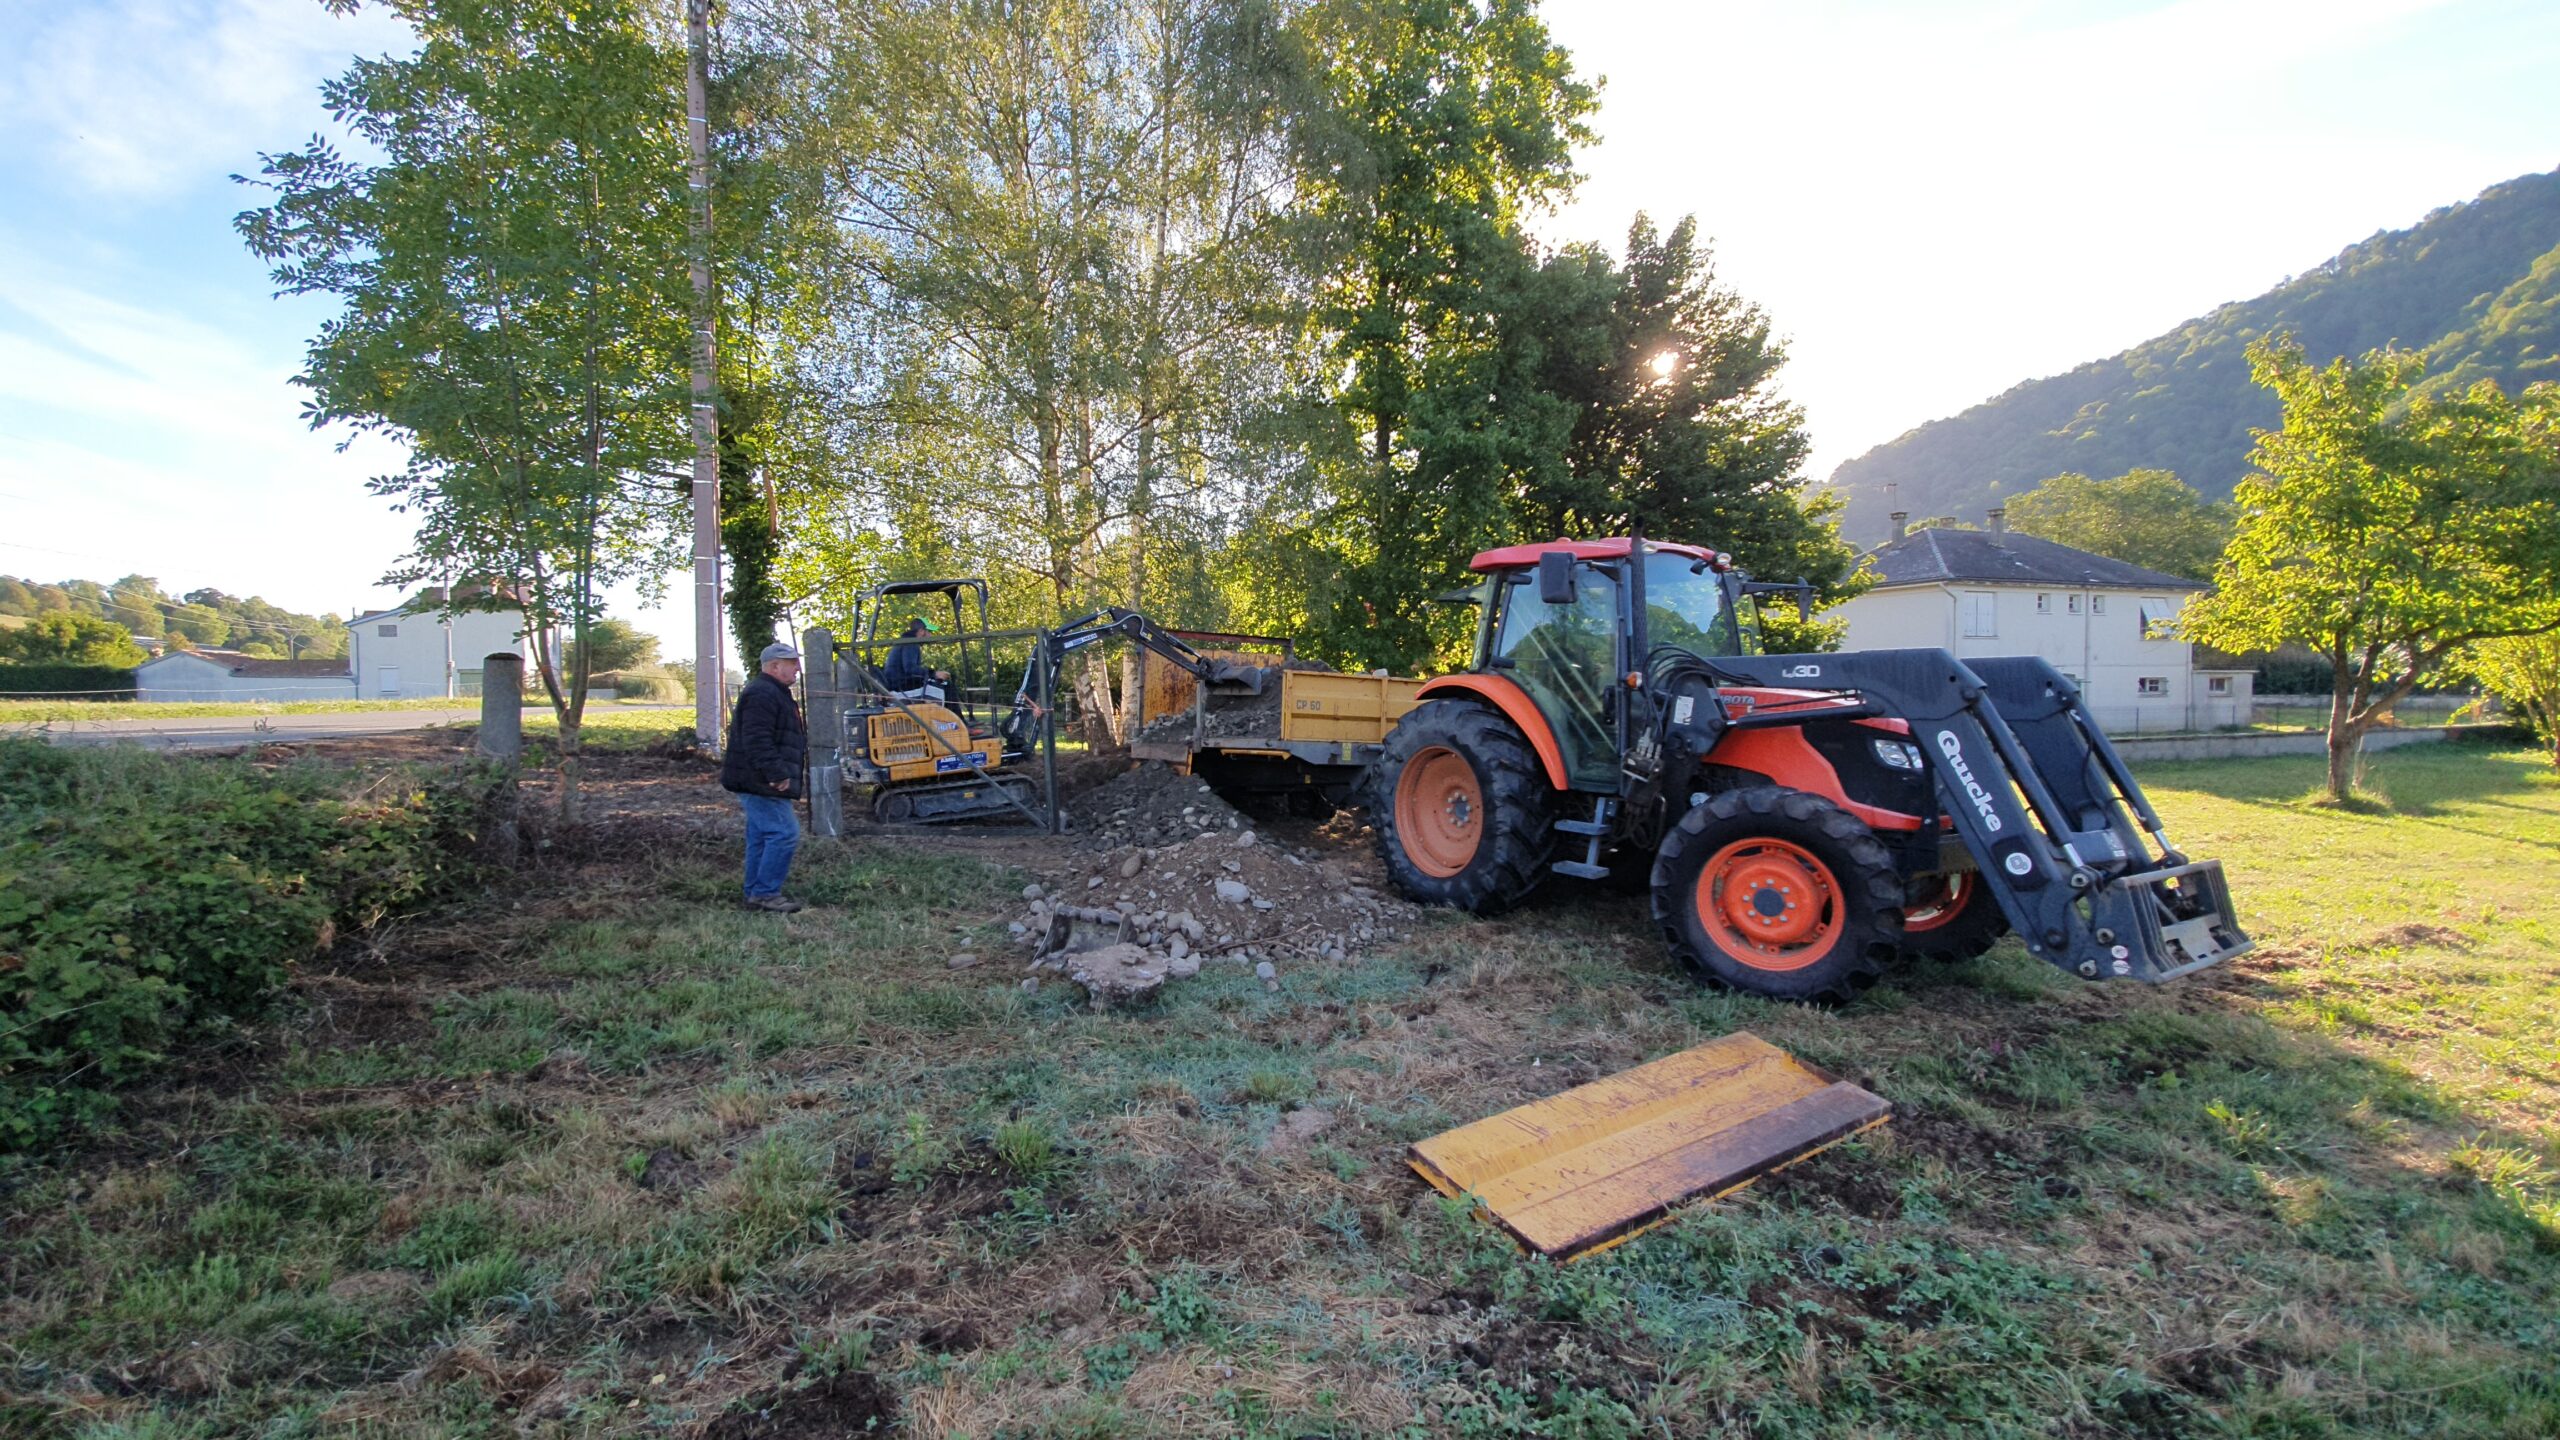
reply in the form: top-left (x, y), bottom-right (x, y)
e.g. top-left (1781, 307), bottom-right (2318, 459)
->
top-left (1020, 764), bottom-right (1423, 1007)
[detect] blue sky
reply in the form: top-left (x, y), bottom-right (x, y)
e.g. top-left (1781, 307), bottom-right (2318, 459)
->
top-left (3, 0), bottom-right (2555, 653)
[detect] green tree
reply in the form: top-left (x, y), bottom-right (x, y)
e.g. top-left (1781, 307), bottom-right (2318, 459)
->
top-left (2005, 469), bottom-right (2235, 581)
top-left (161, 603), bottom-right (230, 648)
top-left (2185, 337), bottom-right (2560, 801)
top-left (1240, 0), bottom-right (1596, 671)
top-left (579, 617), bottom-right (659, 673)
top-left (239, 0), bottom-right (693, 818)
top-left (0, 613), bottom-right (149, 668)
top-left (2467, 633), bottom-right (2560, 770)
top-left (1510, 214), bottom-right (1861, 649)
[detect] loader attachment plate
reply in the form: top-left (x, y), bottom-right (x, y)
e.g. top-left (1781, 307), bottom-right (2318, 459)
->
top-left (1408, 1032), bottom-right (1889, 1261)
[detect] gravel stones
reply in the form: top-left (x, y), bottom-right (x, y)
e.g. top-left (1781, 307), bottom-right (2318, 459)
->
top-left (1214, 878), bottom-right (1251, 904)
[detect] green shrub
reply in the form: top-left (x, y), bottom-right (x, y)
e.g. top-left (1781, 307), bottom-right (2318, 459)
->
top-left (0, 663), bottom-right (136, 698)
top-left (0, 740), bottom-right (480, 1149)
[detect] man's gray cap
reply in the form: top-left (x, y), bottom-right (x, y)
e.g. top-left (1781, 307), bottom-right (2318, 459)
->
top-left (759, 641), bottom-right (801, 662)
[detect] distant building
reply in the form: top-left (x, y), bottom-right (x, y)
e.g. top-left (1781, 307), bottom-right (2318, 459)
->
top-left (346, 587), bottom-right (543, 699)
top-left (135, 649), bottom-right (354, 703)
top-left (1830, 509), bottom-right (2253, 734)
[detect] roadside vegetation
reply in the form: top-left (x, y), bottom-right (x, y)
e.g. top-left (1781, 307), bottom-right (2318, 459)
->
top-left (2, 742), bottom-right (2551, 1436)
top-left (0, 740), bottom-right (483, 1150)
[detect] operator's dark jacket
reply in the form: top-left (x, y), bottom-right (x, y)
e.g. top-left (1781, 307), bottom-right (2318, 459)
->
top-left (719, 672), bottom-right (807, 797)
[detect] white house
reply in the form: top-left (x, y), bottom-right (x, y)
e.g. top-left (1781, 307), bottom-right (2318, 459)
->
top-left (135, 649), bottom-right (355, 703)
top-left (1831, 509), bottom-right (2253, 734)
top-left (345, 588), bottom-right (541, 699)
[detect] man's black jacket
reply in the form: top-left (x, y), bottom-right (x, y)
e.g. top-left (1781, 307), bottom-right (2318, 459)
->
top-left (883, 639), bottom-right (926, 691)
top-left (720, 672), bottom-right (807, 797)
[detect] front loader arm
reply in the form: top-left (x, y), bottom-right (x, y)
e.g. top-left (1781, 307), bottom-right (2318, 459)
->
top-left (1696, 649), bottom-right (2251, 982)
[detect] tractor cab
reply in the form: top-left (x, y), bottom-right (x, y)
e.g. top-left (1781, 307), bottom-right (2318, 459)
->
top-left (1459, 538), bottom-right (1787, 791)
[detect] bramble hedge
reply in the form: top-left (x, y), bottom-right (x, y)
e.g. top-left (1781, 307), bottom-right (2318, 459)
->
top-left (0, 664), bottom-right (137, 698)
top-left (0, 739), bottom-right (482, 1149)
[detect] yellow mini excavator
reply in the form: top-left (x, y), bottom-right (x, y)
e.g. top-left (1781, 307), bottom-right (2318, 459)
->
top-left (839, 578), bottom-right (1041, 823)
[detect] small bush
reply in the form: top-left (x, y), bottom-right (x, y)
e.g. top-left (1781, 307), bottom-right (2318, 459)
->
top-left (0, 739), bottom-right (481, 1149)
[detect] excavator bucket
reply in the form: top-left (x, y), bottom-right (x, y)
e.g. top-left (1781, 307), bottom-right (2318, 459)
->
top-left (1409, 1032), bottom-right (1889, 1261)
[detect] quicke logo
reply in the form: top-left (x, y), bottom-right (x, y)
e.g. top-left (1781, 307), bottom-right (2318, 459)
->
top-left (1934, 730), bottom-right (2003, 833)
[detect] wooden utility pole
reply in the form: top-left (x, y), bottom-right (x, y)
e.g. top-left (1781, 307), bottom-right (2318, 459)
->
top-left (685, 0), bottom-right (724, 747)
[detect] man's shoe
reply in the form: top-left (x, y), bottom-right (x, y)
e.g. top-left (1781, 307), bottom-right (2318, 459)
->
top-left (742, 894), bottom-right (800, 913)
top-left (770, 895), bottom-right (808, 913)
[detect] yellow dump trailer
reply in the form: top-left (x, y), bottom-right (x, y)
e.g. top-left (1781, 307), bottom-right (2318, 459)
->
top-left (1131, 665), bottom-right (1424, 809)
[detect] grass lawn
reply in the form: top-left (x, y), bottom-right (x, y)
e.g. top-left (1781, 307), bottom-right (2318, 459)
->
top-left (2, 745), bottom-right (2554, 1437)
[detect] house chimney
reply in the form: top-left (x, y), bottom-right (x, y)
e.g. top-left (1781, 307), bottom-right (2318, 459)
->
top-left (1986, 506), bottom-right (2006, 542)
top-left (1889, 511), bottom-right (1909, 540)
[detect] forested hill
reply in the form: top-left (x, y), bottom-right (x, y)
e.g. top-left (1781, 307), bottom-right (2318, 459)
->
top-left (1825, 167), bottom-right (2560, 542)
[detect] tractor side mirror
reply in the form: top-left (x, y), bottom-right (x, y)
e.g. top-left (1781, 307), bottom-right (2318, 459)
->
top-left (1536, 551), bottom-right (1576, 606)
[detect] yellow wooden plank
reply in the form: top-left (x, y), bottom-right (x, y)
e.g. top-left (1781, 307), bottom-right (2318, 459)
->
top-left (1411, 1032), bottom-right (1810, 1187)
top-left (1407, 1032), bottom-right (1891, 1260)
top-left (1497, 1085), bottom-right (1890, 1254)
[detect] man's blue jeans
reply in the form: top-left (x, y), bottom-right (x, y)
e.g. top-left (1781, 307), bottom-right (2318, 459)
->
top-left (736, 792), bottom-right (801, 899)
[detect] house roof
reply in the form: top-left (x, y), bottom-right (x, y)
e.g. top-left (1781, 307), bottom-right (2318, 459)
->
top-left (139, 649), bottom-right (352, 678)
top-left (351, 584), bottom-right (526, 628)
top-left (1861, 528), bottom-right (2204, 591)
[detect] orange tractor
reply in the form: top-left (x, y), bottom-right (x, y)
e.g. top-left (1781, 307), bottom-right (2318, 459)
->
top-left (1371, 537), bottom-right (2251, 1001)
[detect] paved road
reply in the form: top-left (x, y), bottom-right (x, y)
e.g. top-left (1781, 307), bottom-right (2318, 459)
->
top-left (14, 708), bottom-right (481, 751)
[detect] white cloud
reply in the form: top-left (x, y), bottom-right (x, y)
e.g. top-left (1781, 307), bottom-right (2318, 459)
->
top-left (0, 0), bottom-right (411, 202)
top-left (0, 244), bottom-right (418, 614)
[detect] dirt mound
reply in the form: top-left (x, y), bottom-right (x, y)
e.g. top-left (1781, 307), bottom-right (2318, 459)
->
top-left (1067, 760), bottom-right (1254, 847)
top-left (1023, 765), bottom-right (1425, 996)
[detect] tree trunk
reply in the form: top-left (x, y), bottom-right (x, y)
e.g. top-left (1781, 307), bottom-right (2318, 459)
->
top-left (558, 713), bottom-right (584, 825)
top-left (2324, 667), bottom-right (2360, 802)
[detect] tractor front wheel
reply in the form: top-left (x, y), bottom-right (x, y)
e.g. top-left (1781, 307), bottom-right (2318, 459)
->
top-left (1652, 787), bottom-right (1903, 1002)
top-left (1373, 699), bottom-right (1557, 914)
top-left (1899, 871), bottom-right (2010, 963)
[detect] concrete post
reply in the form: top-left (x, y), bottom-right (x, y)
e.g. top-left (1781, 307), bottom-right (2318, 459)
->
top-left (475, 652), bottom-right (523, 865)
top-left (802, 627), bottom-right (844, 838)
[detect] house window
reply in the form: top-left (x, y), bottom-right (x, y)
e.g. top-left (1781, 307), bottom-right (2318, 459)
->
top-left (2208, 675), bottom-right (2232, 696)
top-left (377, 624), bottom-right (399, 638)
top-left (2090, 595), bottom-right (2106, 614)
top-left (1959, 591), bottom-right (1997, 638)
top-left (2137, 677), bottom-right (2168, 696)
top-left (2138, 597), bottom-right (2175, 639)
top-left (2034, 593), bottom-right (2049, 613)
top-left (2067, 593), bottom-right (2082, 614)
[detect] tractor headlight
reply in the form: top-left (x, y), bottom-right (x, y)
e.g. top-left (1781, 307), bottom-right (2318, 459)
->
top-left (1872, 738), bottom-right (1925, 772)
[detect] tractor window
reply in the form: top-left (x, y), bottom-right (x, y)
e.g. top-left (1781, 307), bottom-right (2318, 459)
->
top-left (1493, 570), bottom-right (1620, 789)
top-left (1641, 553), bottom-right (1740, 658)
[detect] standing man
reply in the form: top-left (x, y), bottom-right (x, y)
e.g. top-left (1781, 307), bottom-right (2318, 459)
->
top-left (720, 641), bottom-right (810, 912)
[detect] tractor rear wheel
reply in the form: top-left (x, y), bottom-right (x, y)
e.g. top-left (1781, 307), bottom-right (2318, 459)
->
top-left (1651, 787), bottom-right (1903, 1002)
top-left (1899, 871), bottom-right (2010, 963)
top-left (1373, 699), bottom-right (1557, 914)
